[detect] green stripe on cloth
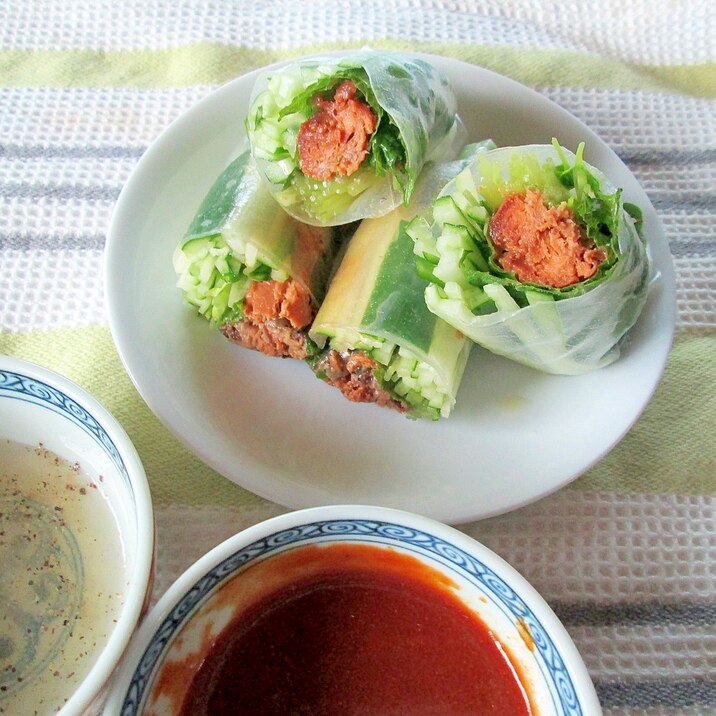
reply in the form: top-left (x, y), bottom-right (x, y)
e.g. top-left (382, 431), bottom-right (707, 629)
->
top-left (0, 42), bottom-right (714, 97)
top-left (574, 332), bottom-right (716, 494)
top-left (0, 327), bottom-right (713, 501)
top-left (0, 325), bottom-right (266, 509)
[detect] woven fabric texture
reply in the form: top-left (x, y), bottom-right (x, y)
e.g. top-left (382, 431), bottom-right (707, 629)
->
top-left (0, 2), bottom-right (714, 713)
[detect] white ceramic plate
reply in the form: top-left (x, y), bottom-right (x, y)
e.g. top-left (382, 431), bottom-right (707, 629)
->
top-left (105, 53), bottom-right (675, 524)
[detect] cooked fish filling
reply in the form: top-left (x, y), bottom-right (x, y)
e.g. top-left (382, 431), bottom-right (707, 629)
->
top-left (244, 278), bottom-right (313, 330)
top-left (316, 349), bottom-right (407, 413)
top-left (220, 279), bottom-right (314, 360)
top-left (488, 189), bottom-right (606, 288)
top-left (297, 80), bottom-right (377, 181)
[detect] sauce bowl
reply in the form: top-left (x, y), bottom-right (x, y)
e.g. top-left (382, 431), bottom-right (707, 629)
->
top-left (104, 505), bottom-right (600, 715)
top-left (0, 356), bottom-right (154, 715)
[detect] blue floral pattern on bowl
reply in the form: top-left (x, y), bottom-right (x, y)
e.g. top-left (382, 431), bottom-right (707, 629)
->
top-left (0, 369), bottom-right (131, 491)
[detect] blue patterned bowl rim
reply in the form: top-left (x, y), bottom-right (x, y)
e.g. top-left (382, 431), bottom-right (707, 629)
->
top-left (0, 366), bottom-right (132, 495)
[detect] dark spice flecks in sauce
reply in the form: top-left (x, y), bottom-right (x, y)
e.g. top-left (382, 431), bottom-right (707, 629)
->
top-left (175, 543), bottom-right (533, 716)
top-left (0, 440), bottom-right (127, 715)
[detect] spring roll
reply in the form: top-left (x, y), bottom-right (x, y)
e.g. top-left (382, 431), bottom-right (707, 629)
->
top-left (173, 150), bottom-right (338, 359)
top-left (246, 49), bottom-right (465, 227)
top-left (309, 143), bottom-right (493, 419)
top-left (408, 140), bottom-right (652, 374)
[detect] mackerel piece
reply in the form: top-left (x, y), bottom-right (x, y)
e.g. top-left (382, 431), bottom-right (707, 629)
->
top-left (308, 146), bottom-right (494, 419)
top-left (408, 142), bottom-right (652, 374)
top-left (246, 49), bottom-right (465, 226)
top-left (173, 149), bottom-right (337, 358)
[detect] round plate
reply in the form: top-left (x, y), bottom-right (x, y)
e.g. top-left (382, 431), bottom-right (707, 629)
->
top-left (105, 53), bottom-right (675, 524)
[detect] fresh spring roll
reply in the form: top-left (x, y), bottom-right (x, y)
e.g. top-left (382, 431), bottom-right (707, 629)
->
top-left (245, 49), bottom-right (465, 227)
top-left (173, 150), bottom-right (338, 359)
top-left (408, 140), bottom-right (652, 374)
top-left (308, 143), bottom-right (494, 419)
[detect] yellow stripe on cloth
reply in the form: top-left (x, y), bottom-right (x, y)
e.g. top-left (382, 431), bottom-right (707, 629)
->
top-left (1, 327), bottom-right (713, 502)
top-left (574, 332), bottom-right (716, 494)
top-left (0, 42), bottom-right (714, 98)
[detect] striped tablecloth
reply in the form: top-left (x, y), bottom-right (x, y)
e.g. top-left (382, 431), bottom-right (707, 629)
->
top-left (1, 2), bottom-right (714, 713)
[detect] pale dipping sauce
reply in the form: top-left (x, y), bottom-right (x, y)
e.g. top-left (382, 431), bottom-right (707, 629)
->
top-left (0, 440), bottom-right (128, 715)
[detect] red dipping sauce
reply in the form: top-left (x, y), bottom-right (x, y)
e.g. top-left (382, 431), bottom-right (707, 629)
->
top-left (172, 544), bottom-right (533, 716)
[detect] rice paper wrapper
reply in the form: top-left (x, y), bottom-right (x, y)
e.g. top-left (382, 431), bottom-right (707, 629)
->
top-left (181, 150), bottom-right (334, 302)
top-left (422, 144), bottom-right (653, 374)
top-left (246, 49), bottom-right (465, 226)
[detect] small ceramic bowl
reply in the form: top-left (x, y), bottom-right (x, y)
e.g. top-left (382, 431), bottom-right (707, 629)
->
top-left (0, 356), bottom-right (154, 715)
top-left (105, 505), bottom-right (600, 716)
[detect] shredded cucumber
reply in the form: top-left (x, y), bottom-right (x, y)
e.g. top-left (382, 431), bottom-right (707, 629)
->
top-left (432, 195), bottom-right (469, 227)
top-left (173, 234), bottom-right (277, 324)
top-left (275, 167), bottom-right (377, 223)
top-left (406, 215), bottom-right (437, 262)
top-left (327, 327), bottom-right (454, 419)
